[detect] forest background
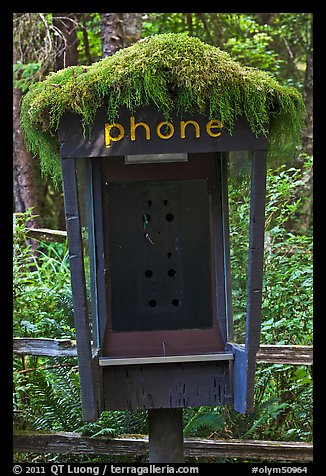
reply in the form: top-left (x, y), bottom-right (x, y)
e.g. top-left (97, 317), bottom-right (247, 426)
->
top-left (13, 12), bottom-right (313, 463)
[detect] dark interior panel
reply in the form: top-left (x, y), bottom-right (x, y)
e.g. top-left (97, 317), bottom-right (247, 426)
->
top-left (106, 179), bottom-right (212, 331)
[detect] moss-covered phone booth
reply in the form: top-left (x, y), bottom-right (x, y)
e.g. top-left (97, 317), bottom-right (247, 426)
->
top-left (59, 101), bottom-right (268, 423)
top-left (20, 33), bottom-right (305, 462)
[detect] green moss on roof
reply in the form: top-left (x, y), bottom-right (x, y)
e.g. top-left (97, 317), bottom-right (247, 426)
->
top-left (20, 32), bottom-right (306, 186)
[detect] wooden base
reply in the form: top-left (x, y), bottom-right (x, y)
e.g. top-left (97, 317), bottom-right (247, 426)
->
top-left (148, 408), bottom-right (184, 463)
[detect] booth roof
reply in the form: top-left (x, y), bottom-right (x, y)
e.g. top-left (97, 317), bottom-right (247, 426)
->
top-left (20, 33), bottom-right (306, 186)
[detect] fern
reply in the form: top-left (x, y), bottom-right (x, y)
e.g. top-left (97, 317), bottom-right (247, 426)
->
top-left (55, 287), bottom-right (74, 322)
top-left (233, 397), bottom-right (289, 440)
top-left (77, 409), bottom-right (147, 437)
top-left (14, 358), bottom-right (82, 432)
top-left (183, 406), bottom-right (224, 437)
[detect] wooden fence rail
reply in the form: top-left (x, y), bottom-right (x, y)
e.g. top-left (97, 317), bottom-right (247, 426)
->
top-left (13, 338), bottom-right (77, 358)
top-left (13, 338), bottom-right (313, 365)
top-left (13, 432), bottom-right (313, 462)
top-left (26, 227), bottom-right (67, 243)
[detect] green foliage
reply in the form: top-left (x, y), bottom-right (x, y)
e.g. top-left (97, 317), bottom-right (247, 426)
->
top-left (214, 154), bottom-right (313, 449)
top-left (271, 13), bottom-right (312, 89)
top-left (142, 13), bottom-right (224, 47)
top-left (20, 33), bottom-right (305, 186)
top-left (223, 15), bottom-right (282, 73)
top-left (13, 209), bottom-right (74, 339)
top-left (182, 362), bottom-right (312, 452)
top-left (13, 211), bottom-right (148, 461)
top-left (14, 357), bottom-right (82, 432)
top-left (229, 154), bottom-right (312, 343)
top-left (142, 13), bottom-right (312, 91)
top-left (183, 406), bottom-right (224, 437)
top-left (78, 410), bottom-right (147, 438)
top-left (13, 61), bottom-right (41, 92)
top-left (201, 154), bottom-right (313, 455)
top-left (76, 13), bottom-right (102, 64)
top-left (13, 210), bottom-right (81, 438)
top-left (262, 158), bottom-right (313, 346)
top-left (253, 364), bottom-right (312, 442)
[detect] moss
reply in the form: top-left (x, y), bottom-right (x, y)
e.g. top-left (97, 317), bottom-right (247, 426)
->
top-left (20, 33), bottom-right (306, 185)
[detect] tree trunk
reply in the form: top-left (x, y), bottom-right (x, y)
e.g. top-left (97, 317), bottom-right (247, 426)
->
top-left (52, 13), bottom-right (79, 70)
top-left (209, 13), bottom-right (224, 48)
top-left (50, 13), bottom-right (80, 230)
top-left (253, 13), bottom-right (276, 25)
top-left (100, 13), bottom-right (124, 57)
top-left (122, 13), bottom-right (143, 47)
top-left (100, 13), bottom-right (142, 58)
top-left (295, 23), bottom-right (313, 233)
top-left (302, 37), bottom-right (313, 156)
top-left (13, 43), bottom-right (40, 229)
top-left (81, 13), bottom-right (93, 65)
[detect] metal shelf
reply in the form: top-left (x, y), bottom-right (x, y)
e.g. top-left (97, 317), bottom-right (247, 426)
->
top-left (99, 352), bottom-right (234, 366)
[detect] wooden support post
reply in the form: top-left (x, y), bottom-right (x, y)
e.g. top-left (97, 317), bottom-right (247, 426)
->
top-left (148, 409), bottom-right (184, 463)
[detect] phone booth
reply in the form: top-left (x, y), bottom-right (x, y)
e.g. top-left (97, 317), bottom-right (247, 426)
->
top-left (19, 30), bottom-right (305, 462)
top-left (58, 104), bottom-right (268, 424)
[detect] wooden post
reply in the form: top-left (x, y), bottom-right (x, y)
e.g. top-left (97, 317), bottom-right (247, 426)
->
top-left (244, 149), bottom-right (268, 411)
top-left (61, 158), bottom-right (100, 422)
top-left (148, 409), bottom-right (184, 463)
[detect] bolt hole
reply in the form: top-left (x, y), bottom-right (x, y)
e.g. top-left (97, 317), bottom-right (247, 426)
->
top-left (147, 200), bottom-right (152, 207)
top-left (172, 299), bottom-right (180, 307)
top-left (149, 299), bottom-right (157, 308)
top-left (165, 213), bottom-right (174, 222)
top-left (168, 269), bottom-right (176, 277)
top-left (167, 252), bottom-right (172, 258)
top-left (163, 200), bottom-right (169, 206)
top-left (145, 270), bottom-right (153, 278)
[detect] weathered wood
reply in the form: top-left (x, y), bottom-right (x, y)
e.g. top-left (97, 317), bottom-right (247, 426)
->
top-left (211, 154), bottom-right (228, 342)
top-left (233, 150), bottom-right (268, 414)
top-left (61, 157), bottom-right (101, 421)
top-left (245, 150), bottom-right (268, 412)
top-left (148, 409), bottom-right (184, 463)
top-left (236, 344), bottom-right (313, 366)
top-left (17, 363), bottom-right (77, 374)
top-left (58, 108), bottom-right (268, 159)
top-left (101, 155), bottom-right (224, 358)
top-left (26, 227), bottom-right (67, 243)
top-left (106, 179), bottom-right (213, 332)
top-left (13, 431), bottom-right (313, 462)
top-left (103, 361), bottom-right (232, 410)
top-left (256, 344), bottom-right (313, 366)
top-left (13, 338), bottom-right (77, 357)
top-left (184, 438), bottom-right (313, 461)
top-left (12, 339), bottom-right (313, 365)
top-left (220, 152), bottom-right (234, 341)
top-left (91, 159), bottom-right (108, 349)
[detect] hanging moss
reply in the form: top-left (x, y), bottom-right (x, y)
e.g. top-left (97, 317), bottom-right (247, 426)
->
top-left (20, 33), bottom-right (306, 186)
